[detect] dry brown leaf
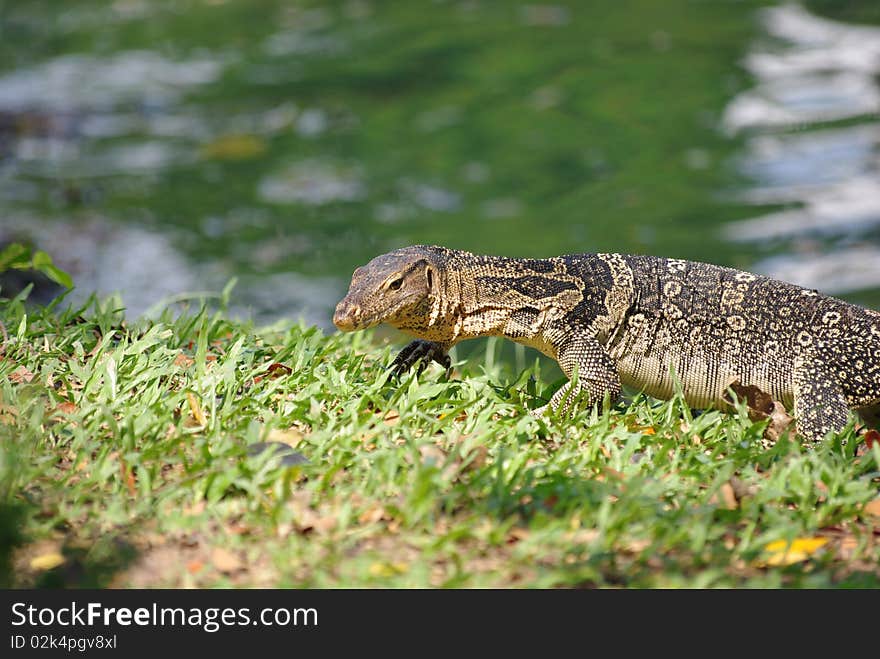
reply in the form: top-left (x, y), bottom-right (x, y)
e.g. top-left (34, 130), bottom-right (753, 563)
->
top-left (863, 498), bottom-right (880, 519)
top-left (0, 404), bottom-right (17, 425)
top-left (186, 560), bottom-right (204, 574)
top-left (837, 535), bottom-right (860, 560)
top-left (211, 547), bottom-right (243, 573)
top-left (507, 527), bottom-right (530, 544)
top-left (567, 528), bottom-right (600, 544)
top-left (54, 401), bottom-right (77, 415)
top-left (729, 476), bottom-right (754, 500)
top-left (719, 482), bottom-right (738, 510)
top-left (9, 366), bottom-right (34, 384)
top-left (601, 467), bottom-right (625, 481)
top-left (267, 362), bottom-right (292, 378)
top-left (864, 429), bottom-right (880, 450)
top-left (296, 508), bottom-right (337, 535)
top-left (183, 501), bottom-right (206, 516)
top-left (174, 352), bottom-right (194, 368)
top-left (624, 538), bottom-right (651, 554)
top-left (418, 444), bottom-right (446, 465)
top-left (227, 520), bottom-right (251, 536)
top-left (462, 444), bottom-right (489, 471)
top-left (119, 456), bottom-right (136, 497)
top-left (313, 515), bottom-right (337, 534)
top-left (266, 427), bottom-right (304, 448)
top-left (724, 380), bottom-right (774, 415)
top-left (724, 380), bottom-right (794, 442)
top-left (358, 505), bottom-right (387, 525)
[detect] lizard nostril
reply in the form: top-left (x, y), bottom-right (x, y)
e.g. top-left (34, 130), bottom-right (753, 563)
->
top-left (333, 301), bottom-right (360, 331)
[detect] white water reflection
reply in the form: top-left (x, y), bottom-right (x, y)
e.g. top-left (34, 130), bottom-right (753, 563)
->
top-left (0, 51), bottom-right (224, 112)
top-left (258, 160), bottom-right (366, 205)
top-left (0, 213), bottom-right (339, 324)
top-left (15, 139), bottom-right (192, 177)
top-left (722, 3), bottom-right (880, 295)
top-left (0, 50), bottom-right (226, 178)
top-left (722, 4), bottom-right (880, 132)
top-left (751, 246), bottom-right (880, 296)
top-left (0, 214), bottom-right (198, 318)
top-left (229, 271), bottom-right (343, 328)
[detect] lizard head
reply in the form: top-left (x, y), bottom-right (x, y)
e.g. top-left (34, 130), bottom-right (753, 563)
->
top-left (333, 246), bottom-right (443, 332)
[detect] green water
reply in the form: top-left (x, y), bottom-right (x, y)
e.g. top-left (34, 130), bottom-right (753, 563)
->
top-left (1, 0), bottom-right (879, 325)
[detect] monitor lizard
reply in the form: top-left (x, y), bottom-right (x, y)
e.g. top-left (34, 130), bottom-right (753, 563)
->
top-left (333, 245), bottom-right (880, 443)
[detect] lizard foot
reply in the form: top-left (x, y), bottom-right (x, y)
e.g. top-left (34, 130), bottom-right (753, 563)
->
top-left (391, 340), bottom-right (451, 377)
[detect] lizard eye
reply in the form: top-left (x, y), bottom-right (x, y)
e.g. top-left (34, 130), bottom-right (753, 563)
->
top-left (387, 277), bottom-right (403, 291)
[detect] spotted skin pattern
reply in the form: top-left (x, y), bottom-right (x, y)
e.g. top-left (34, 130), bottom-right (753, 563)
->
top-left (333, 245), bottom-right (880, 443)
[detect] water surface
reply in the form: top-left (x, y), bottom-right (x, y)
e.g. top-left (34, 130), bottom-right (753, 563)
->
top-left (1, 1), bottom-right (878, 326)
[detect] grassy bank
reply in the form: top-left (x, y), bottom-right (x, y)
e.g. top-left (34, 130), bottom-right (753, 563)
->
top-left (1, 291), bottom-right (879, 588)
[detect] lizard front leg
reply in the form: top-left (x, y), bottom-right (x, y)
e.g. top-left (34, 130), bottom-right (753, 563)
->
top-left (792, 355), bottom-right (849, 442)
top-left (391, 339), bottom-right (452, 377)
top-left (534, 333), bottom-right (621, 417)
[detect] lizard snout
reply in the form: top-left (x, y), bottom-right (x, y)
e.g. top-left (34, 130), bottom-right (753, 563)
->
top-left (333, 299), bottom-right (361, 331)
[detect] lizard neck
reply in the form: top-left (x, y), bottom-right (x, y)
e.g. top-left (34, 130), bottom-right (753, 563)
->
top-left (453, 252), bottom-right (634, 350)
top-left (446, 253), bottom-right (579, 346)
top-left (452, 255), bottom-right (514, 339)
top-left (402, 250), bottom-right (523, 345)
top-left (389, 248), bottom-right (633, 356)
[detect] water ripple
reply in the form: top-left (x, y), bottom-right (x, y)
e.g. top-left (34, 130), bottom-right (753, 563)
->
top-left (722, 3), bottom-right (880, 295)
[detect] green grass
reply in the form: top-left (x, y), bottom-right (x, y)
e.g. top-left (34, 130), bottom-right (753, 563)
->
top-left (2, 290), bottom-right (879, 588)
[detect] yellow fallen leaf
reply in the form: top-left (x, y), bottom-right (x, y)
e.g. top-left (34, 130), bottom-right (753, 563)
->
top-left (762, 537), bottom-right (828, 566)
top-left (187, 392), bottom-right (207, 426)
top-left (30, 552), bottom-right (65, 571)
top-left (200, 134), bottom-right (267, 160)
top-left (368, 561), bottom-right (408, 578)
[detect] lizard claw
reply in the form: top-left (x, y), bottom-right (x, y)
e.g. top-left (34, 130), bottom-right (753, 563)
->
top-left (391, 340), bottom-right (452, 377)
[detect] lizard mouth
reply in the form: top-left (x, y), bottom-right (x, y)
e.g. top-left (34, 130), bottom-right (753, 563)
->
top-left (332, 293), bottom-right (421, 331)
top-left (332, 300), bottom-right (375, 331)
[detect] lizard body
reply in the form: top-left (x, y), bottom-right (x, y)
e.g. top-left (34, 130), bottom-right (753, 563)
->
top-left (333, 245), bottom-right (880, 442)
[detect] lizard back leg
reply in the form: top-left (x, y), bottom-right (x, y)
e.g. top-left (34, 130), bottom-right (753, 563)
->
top-left (792, 356), bottom-right (849, 442)
top-left (537, 334), bottom-right (621, 416)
